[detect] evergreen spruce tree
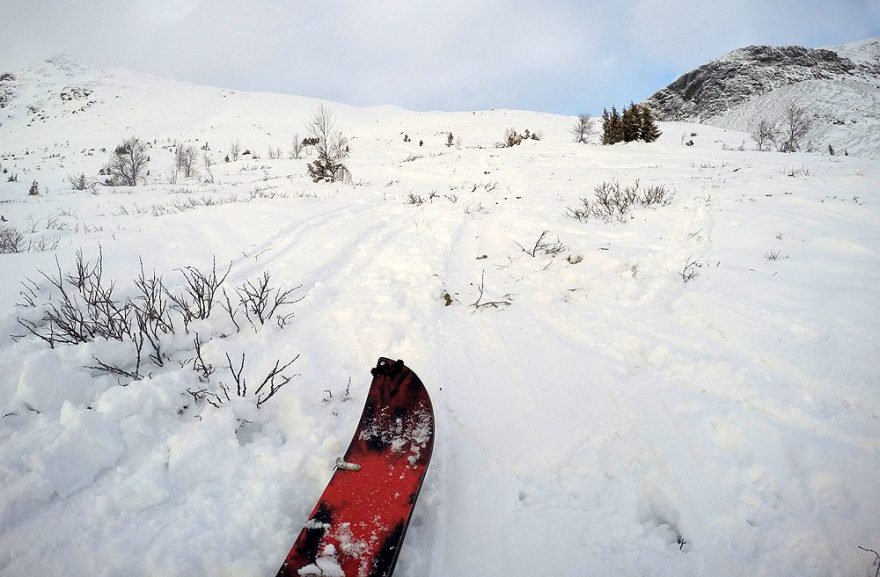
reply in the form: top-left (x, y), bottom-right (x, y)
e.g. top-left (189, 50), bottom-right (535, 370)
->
top-left (600, 109), bottom-right (613, 145)
top-left (602, 107), bottom-right (623, 145)
top-left (610, 107), bottom-right (623, 144)
top-left (638, 105), bottom-right (662, 143)
top-left (621, 103), bottom-right (640, 143)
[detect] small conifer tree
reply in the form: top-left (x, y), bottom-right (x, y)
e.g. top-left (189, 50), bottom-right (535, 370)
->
top-left (621, 103), bottom-right (641, 143)
top-left (600, 109), bottom-right (612, 145)
top-left (602, 104), bottom-right (661, 145)
top-left (638, 106), bottom-right (662, 142)
top-left (601, 107), bottom-right (624, 145)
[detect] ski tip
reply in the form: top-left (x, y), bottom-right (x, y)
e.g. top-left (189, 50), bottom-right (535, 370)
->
top-left (371, 357), bottom-right (405, 377)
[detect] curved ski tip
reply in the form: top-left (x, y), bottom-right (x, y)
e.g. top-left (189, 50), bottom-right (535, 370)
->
top-left (371, 357), bottom-right (406, 377)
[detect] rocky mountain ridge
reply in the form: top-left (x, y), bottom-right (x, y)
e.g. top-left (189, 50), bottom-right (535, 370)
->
top-left (642, 37), bottom-right (880, 156)
top-left (644, 38), bottom-right (879, 121)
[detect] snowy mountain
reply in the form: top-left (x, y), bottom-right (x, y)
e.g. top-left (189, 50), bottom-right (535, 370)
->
top-left (643, 37), bottom-right (880, 157)
top-left (1, 57), bottom-right (879, 577)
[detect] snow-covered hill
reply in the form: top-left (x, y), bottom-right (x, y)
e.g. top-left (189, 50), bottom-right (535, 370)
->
top-left (643, 37), bottom-right (880, 158)
top-left (1, 58), bottom-right (879, 577)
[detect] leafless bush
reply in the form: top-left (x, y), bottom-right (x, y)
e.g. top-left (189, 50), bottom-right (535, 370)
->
top-left (784, 165), bottom-right (813, 177)
top-left (107, 136), bottom-right (149, 186)
top-left (0, 225), bottom-right (25, 253)
top-left (516, 230), bottom-right (567, 257)
top-left (2, 230), bottom-right (61, 253)
top-left (764, 249), bottom-right (788, 261)
top-left (641, 184), bottom-right (674, 206)
top-left (131, 261), bottom-right (176, 366)
top-left (306, 104), bottom-right (351, 183)
top-left (249, 186), bottom-right (287, 200)
top-left (570, 113), bottom-right (595, 144)
top-left (17, 254), bottom-right (302, 387)
top-left (190, 352), bottom-right (300, 408)
top-left (750, 118), bottom-right (778, 152)
top-left (202, 152), bottom-right (215, 184)
top-left (230, 139), bottom-right (241, 162)
top-left (679, 256), bottom-right (701, 283)
top-left (290, 134), bottom-right (305, 159)
top-left (779, 104), bottom-right (812, 153)
top-left (566, 180), bottom-right (674, 223)
top-left (268, 145), bottom-right (283, 160)
top-left (173, 143), bottom-right (199, 181)
top-left (166, 258), bottom-right (231, 331)
top-left (17, 249), bottom-right (132, 347)
top-left (87, 343), bottom-right (143, 381)
top-left (228, 272), bottom-right (304, 330)
top-left (470, 269), bottom-right (513, 310)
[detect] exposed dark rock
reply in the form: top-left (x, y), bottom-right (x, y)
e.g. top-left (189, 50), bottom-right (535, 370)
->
top-left (644, 44), bottom-right (876, 121)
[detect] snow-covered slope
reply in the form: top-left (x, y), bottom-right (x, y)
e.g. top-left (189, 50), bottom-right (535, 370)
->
top-left (1, 59), bottom-right (879, 577)
top-left (643, 37), bottom-right (880, 158)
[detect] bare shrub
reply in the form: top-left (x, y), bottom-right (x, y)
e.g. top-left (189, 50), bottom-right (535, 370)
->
top-left (202, 152), bottom-right (215, 184)
top-left (131, 262), bottom-right (175, 366)
top-left (289, 134), bottom-right (305, 159)
top-left (227, 272), bottom-right (304, 330)
top-left (751, 117), bottom-right (778, 152)
top-left (641, 184), bottom-right (674, 206)
top-left (679, 256), bottom-right (701, 283)
top-left (470, 270), bottom-right (513, 310)
top-left (779, 104), bottom-right (812, 153)
top-left (174, 144), bottom-right (199, 180)
top-left (166, 257), bottom-right (231, 331)
top-left (0, 225), bottom-right (26, 253)
top-left (230, 139), bottom-right (241, 162)
top-left (516, 230), bottom-right (567, 257)
top-left (17, 249), bottom-right (132, 347)
top-left (190, 352), bottom-right (299, 408)
top-left (570, 113), bottom-right (595, 144)
top-left (566, 180), bottom-right (674, 223)
top-left (305, 104), bottom-right (351, 183)
top-left (16, 254), bottom-right (303, 402)
top-left (764, 249), bottom-right (788, 261)
top-left (107, 136), bottom-right (149, 186)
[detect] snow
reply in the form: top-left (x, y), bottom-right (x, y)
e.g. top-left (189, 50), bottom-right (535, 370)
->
top-left (1, 57), bottom-right (879, 576)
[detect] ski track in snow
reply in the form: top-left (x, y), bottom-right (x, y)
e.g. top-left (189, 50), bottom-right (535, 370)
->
top-left (1, 61), bottom-right (879, 577)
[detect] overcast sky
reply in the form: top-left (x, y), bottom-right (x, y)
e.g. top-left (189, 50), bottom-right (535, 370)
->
top-left (4, 0), bottom-right (880, 114)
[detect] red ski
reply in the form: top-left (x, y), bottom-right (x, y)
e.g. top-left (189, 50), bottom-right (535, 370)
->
top-left (276, 358), bottom-right (434, 577)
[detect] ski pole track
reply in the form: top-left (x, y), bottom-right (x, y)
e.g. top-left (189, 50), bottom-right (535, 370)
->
top-left (222, 195), bottom-right (390, 281)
